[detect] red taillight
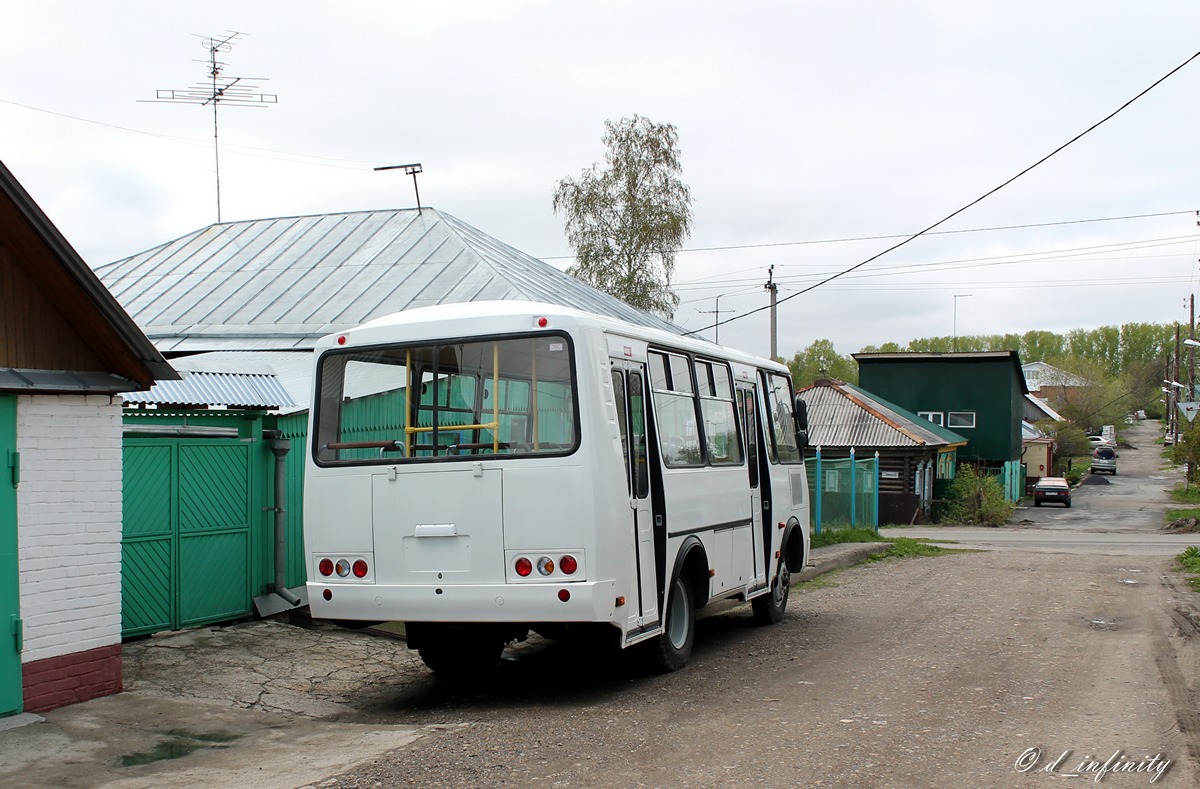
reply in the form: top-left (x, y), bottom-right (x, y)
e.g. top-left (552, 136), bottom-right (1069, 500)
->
top-left (322, 589), bottom-right (332, 600)
top-left (352, 560), bottom-right (368, 578)
top-left (515, 557), bottom-right (532, 577)
top-left (560, 555), bottom-right (578, 575)
top-left (318, 558), bottom-right (334, 577)
top-left (558, 589), bottom-right (571, 602)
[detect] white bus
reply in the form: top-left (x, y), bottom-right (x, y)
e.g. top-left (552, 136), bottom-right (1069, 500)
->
top-left (304, 301), bottom-right (810, 676)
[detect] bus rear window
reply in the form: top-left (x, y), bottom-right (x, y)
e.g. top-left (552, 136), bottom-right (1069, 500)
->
top-left (314, 334), bottom-right (578, 464)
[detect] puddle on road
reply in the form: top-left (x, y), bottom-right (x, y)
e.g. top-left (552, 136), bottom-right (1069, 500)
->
top-left (120, 729), bottom-right (242, 767)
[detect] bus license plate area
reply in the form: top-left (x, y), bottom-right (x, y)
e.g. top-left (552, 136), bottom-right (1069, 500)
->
top-left (402, 534), bottom-right (472, 572)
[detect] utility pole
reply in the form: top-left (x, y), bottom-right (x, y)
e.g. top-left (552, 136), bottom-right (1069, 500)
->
top-left (1176, 324), bottom-right (1183, 444)
top-left (764, 265), bottom-right (778, 360)
top-left (1190, 294), bottom-right (1195, 400)
top-left (698, 294), bottom-right (729, 344)
top-left (952, 294), bottom-right (973, 352)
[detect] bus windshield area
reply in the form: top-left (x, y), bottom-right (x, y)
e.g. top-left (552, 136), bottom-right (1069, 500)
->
top-left (314, 333), bottom-right (578, 464)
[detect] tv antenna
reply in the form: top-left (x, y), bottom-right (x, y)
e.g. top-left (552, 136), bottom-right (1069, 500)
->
top-left (143, 31), bottom-right (278, 222)
top-left (374, 163), bottom-right (425, 213)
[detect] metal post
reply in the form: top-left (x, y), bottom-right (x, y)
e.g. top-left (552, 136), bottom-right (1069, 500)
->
top-left (849, 446), bottom-right (857, 527)
top-left (765, 266), bottom-right (778, 360)
top-left (874, 451), bottom-right (881, 531)
top-left (814, 446), bottom-right (823, 535)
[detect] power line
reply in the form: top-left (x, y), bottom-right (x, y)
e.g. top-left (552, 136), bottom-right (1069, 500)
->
top-left (691, 48), bottom-right (1200, 338)
top-left (543, 209), bottom-right (1198, 263)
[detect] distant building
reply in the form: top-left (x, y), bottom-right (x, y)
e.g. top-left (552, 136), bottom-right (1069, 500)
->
top-left (797, 379), bottom-right (968, 523)
top-left (1022, 361), bottom-right (1091, 408)
top-left (853, 351), bottom-right (1029, 502)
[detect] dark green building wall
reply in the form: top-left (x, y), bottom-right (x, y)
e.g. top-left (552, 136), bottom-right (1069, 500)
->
top-left (857, 356), bottom-right (1025, 464)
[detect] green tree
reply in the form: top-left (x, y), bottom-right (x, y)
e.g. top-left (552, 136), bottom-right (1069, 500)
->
top-left (1020, 330), bottom-right (1065, 363)
top-left (553, 115), bottom-right (693, 319)
top-left (785, 339), bottom-right (858, 387)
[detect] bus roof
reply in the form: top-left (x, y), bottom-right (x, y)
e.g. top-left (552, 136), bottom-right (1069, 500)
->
top-left (325, 301), bottom-right (789, 374)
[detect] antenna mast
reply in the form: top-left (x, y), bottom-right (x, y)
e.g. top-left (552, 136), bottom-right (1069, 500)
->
top-left (144, 32), bottom-right (278, 222)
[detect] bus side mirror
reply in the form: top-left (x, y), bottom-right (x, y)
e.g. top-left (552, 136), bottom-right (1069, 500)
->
top-left (793, 395), bottom-right (809, 448)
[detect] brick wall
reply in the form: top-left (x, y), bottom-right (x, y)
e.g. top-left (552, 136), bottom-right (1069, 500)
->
top-left (21, 643), bottom-right (121, 712)
top-left (14, 394), bottom-right (123, 700)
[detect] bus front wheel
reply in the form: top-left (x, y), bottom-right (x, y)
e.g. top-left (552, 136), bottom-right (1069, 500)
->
top-left (648, 573), bottom-right (695, 672)
top-left (752, 560), bottom-right (791, 625)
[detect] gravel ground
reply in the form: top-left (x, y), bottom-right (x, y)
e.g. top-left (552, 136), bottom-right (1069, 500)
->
top-left (308, 547), bottom-right (1200, 788)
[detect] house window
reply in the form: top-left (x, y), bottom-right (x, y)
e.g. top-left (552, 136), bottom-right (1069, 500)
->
top-left (918, 411), bottom-right (944, 426)
top-left (947, 411), bottom-right (976, 429)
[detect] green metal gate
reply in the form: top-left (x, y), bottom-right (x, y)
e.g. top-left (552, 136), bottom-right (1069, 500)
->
top-left (121, 414), bottom-right (269, 638)
top-left (0, 395), bottom-right (22, 715)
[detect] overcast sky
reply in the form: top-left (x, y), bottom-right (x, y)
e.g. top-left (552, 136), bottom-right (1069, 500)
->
top-left (4, 1), bottom-right (1200, 361)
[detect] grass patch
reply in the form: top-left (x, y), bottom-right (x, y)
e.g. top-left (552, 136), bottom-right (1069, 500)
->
top-left (1165, 507), bottom-right (1200, 523)
top-left (811, 527), bottom-right (882, 548)
top-left (1172, 487), bottom-right (1200, 505)
top-left (1176, 546), bottom-right (1200, 592)
top-left (866, 537), bottom-right (957, 560)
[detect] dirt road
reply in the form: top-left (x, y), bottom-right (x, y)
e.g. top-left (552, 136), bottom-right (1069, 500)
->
top-left (315, 421), bottom-right (1200, 788)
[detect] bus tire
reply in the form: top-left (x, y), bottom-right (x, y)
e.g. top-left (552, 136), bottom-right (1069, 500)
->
top-left (648, 573), bottom-right (695, 672)
top-left (752, 559), bottom-right (791, 625)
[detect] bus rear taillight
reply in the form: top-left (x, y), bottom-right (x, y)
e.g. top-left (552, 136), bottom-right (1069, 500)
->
top-left (559, 555), bottom-right (578, 575)
top-left (536, 556), bottom-right (555, 576)
top-left (318, 558), bottom-right (334, 577)
top-left (352, 560), bottom-right (368, 578)
top-left (515, 557), bottom-right (533, 577)
top-left (335, 559), bottom-right (351, 577)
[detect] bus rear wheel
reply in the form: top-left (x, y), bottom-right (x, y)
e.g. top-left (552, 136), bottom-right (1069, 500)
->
top-left (752, 561), bottom-right (791, 625)
top-left (409, 623), bottom-right (513, 680)
top-left (648, 573), bottom-right (695, 672)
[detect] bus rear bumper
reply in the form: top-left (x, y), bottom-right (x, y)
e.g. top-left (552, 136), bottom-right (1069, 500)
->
top-left (307, 579), bottom-right (620, 624)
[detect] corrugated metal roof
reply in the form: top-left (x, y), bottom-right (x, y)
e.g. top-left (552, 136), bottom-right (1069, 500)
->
top-left (169, 351), bottom-right (313, 413)
top-left (798, 380), bottom-right (969, 449)
top-left (94, 208), bottom-right (688, 353)
top-left (121, 370), bottom-right (295, 409)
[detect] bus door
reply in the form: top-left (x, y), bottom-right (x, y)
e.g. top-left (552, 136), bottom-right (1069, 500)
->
top-left (611, 364), bottom-right (659, 632)
top-left (737, 383), bottom-right (769, 590)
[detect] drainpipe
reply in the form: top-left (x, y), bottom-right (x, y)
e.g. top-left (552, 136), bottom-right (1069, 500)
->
top-left (267, 437), bottom-right (302, 607)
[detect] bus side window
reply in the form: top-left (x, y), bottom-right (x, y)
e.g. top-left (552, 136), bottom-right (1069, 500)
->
top-left (629, 371), bottom-right (649, 499)
top-left (612, 370), bottom-right (632, 494)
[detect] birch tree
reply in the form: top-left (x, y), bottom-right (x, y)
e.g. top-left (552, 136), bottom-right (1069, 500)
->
top-left (553, 115), bottom-right (693, 320)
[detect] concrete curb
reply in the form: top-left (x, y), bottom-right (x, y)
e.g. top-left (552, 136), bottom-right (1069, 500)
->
top-left (796, 541), bottom-right (891, 583)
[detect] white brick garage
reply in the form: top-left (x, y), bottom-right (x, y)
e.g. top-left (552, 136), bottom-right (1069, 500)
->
top-left (15, 395), bottom-right (125, 710)
top-left (0, 160), bottom-right (176, 714)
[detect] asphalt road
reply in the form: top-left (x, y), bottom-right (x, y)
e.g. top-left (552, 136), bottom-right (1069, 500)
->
top-left (892, 420), bottom-right (1193, 555)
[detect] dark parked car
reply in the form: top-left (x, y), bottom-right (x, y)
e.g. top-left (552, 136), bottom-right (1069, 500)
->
top-left (1033, 477), bottom-right (1071, 507)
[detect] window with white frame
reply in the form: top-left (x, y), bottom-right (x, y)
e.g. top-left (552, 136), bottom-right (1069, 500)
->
top-left (918, 411), bottom-right (944, 426)
top-left (947, 411), bottom-right (976, 429)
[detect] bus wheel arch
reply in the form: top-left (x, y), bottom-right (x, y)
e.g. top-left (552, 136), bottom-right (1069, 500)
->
top-left (647, 538), bottom-right (707, 672)
top-left (780, 517), bottom-right (807, 574)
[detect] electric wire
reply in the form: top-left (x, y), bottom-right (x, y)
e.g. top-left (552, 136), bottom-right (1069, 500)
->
top-left (686, 48), bottom-right (1200, 338)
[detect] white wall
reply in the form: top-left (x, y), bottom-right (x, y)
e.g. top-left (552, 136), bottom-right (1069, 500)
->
top-left (14, 394), bottom-right (123, 663)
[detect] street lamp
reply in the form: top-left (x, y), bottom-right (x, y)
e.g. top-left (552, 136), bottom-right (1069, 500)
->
top-left (952, 294), bottom-right (973, 352)
top-left (1185, 338), bottom-right (1200, 348)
